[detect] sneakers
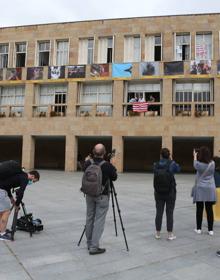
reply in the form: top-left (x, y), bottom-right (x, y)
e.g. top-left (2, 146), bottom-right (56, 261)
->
top-left (194, 229), bottom-right (202, 234)
top-left (208, 231), bottom-right (214, 236)
top-left (89, 248), bottom-right (106, 255)
top-left (167, 233), bottom-right (176, 241)
top-left (216, 250), bottom-right (220, 257)
top-left (0, 232), bottom-right (12, 241)
top-left (155, 233), bottom-right (161, 239)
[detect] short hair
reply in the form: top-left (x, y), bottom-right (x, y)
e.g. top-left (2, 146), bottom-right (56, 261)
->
top-left (29, 170), bottom-right (40, 181)
top-left (93, 144), bottom-right (106, 157)
top-left (198, 146), bottom-right (211, 164)
top-left (161, 148), bottom-right (170, 159)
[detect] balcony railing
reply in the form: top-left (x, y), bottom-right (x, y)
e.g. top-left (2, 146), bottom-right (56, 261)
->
top-left (76, 103), bottom-right (113, 117)
top-left (0, 105), bottom-right (24, 118)
top-left (173, 102), bottom-right (214, 117)
top-left (33, 104), bottom-right (67, 117)
top-left (123, 102), bottom-right (162, 117)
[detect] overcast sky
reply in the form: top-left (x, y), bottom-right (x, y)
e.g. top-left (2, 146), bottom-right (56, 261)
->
top-left (1, 0), bottom-right (220, 27)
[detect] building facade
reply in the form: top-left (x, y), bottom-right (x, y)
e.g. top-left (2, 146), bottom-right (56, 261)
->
top-left (0, 13), bottom-right (220, 172)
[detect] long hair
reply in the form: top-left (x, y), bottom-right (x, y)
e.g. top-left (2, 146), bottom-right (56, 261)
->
top-left (197, 146), bottom-right (212, 164)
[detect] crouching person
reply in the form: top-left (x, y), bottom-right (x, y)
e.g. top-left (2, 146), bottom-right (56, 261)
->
top-left (0, 170), bottom-right (40, 241)
top-left (81, 143), bottom-right (117, 255)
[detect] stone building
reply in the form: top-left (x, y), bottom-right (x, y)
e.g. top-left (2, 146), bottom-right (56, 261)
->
top-left (0, 13), bottom-right (220, 172)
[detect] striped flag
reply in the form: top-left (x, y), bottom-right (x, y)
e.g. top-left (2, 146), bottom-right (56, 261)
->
top-left (132, 102), bottom-right (148, 112)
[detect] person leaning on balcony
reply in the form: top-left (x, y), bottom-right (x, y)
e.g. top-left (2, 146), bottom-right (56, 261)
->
top-left (192, 146), bottom-right (216, 236)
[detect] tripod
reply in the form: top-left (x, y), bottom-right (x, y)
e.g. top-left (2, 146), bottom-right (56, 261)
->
top-left (77, 181), bottom-right (129, 251)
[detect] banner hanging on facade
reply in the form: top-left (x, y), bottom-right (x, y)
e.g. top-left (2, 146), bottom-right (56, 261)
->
top-left (190, 60), bottom-right (211, 74)
top-left (6, 68), bottom-right (22, 80)
top-left (140, 62), bottom-right (160, 76)
top-left (67, 65), bottom-right (86, 78)
top-left (27, 67), bottom-right (43, 80)
top-left (48, 66), bottom-right (65, 79)
top-left (90, 64), bottom-right (109, 77)
top-left (112, 63), bottom-right (132, 78)
top-left (164, 61), bottom-right (184, 75)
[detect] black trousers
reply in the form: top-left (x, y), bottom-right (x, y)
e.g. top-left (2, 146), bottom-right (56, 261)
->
top-left (155, 196), bottom-right (176, 232)
top-left (196, 201), bottom-right (214, 231)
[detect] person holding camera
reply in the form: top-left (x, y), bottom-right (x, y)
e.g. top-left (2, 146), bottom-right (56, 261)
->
top-left (192, 146), bottom-right (216, 235)
top-left (0, 170), bottom-right (40, 241)
top-left (82, 143), bottom-right (117, 255)
top-left (153, 148), bottom-right (180, 240)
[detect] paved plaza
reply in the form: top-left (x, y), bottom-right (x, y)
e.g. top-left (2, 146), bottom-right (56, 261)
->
top-left (1, 171), bottom-right (220, 280)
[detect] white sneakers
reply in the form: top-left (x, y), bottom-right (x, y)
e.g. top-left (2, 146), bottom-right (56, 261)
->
top-left (154, 232), bottom-right (176, 240)
top-left (194, 229), bottom-right (214, 236)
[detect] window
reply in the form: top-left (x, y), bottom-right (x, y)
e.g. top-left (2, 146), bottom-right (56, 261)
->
top-left (56, 40), bottom-right (69, 66)
top-left (125, 82), bottom-right (162, 116)
top-left (98, 37), bottom-right (113, 63)
top-left (145, 35), bottom-right (162, 61)
top-left (0, 44), bottom-right (9, 68)
top-left (78, 83), bottom-right (112, 116)
top-left (173, 81), bottom-right (214, 116)
top-left (78, 38), bottom-right (94, 64)
top-left (37, 41), bottom-right (50, 66)
top-left (0, 85), bottom-right (25, 116)
top-left (195, 33), bottom-right (212, 60)
top-left (175, 33), bottom-right (190, 60)
top-left (15, 42), bottom-right (26, 67)
top-left (37, 84), bottom-right (67, 116)
top-left (124, 36), bottom-right (140, 62)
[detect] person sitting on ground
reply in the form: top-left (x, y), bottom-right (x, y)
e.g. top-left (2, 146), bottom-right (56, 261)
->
top-left (153, 148), bottom-right (180, 240)
top-left (0, 170), bottom-right (40, 241)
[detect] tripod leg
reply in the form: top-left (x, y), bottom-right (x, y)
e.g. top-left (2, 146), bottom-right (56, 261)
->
top-left (110, 186), bottom-right (118, 236)
top-left (77, 225), bottom-right (86, 246)
top-left (11, 208), bottom-right (19, 241)
top-left (111, 182), bottom-right (129, 251)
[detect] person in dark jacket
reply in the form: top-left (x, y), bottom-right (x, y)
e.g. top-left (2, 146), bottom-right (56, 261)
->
top-left (153, 148), bottom-right (180, 240)
top-left (0, 170), bottom-right (40, 241)
top-left (83, 143), bottom-right (117, 255)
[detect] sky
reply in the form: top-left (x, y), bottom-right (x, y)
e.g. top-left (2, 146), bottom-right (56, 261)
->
top-left (1, 0), bottom-right (220, 27)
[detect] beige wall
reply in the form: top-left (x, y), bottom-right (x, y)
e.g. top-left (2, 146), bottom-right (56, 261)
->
top-left (0, 14), bottom-right (220, 172)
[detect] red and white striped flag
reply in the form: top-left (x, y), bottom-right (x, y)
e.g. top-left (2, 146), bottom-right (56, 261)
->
top-left (132, 102), bottom-right (148, 112)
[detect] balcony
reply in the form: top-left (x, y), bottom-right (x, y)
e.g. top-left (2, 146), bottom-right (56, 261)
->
top-left (33, 104), bottom-right (67, 117)
top-left (0, 105), bottom-right (24, 118)
top-left (123, 102), bottom-right (162, 117)
top-left (76, 104), bottom-right (113, 117)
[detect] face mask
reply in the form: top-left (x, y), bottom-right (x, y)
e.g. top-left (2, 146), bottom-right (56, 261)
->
top-left (28, 180), bottom-right (33, 186)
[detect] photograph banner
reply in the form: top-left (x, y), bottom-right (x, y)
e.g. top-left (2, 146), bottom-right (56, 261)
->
top-left (48, 66), bottom-right (65, 79)
top-left (27, 67), bottom-right (43, 80)
top-left (90, 64), bottom-right (109, 77)
top-left (0, 69), bottom-right (3, 80)
top-left (164, 61), bottom-right (184, 75)
top-left (190, 60), bottom-right (211, 74)
top-left (140, 62), bottom-right (159, 76)
top-left (112, 63), bottom-right (132, 78)
top-left (6, 68), bottom-right (22, 80)
top-left (67, 65), bottom-right (86, 78)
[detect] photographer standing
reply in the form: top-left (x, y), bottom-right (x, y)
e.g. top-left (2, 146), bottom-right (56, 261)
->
top-left (82, 143), bottom-right (117, 255)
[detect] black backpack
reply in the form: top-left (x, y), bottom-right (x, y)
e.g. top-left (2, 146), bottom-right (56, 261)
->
top-left (153, 160), bottom-right (175, 194)
top-left (0, 160), bottom-right (23, 180)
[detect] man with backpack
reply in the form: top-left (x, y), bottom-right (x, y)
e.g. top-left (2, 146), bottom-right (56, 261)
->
top-left (153, 148), bottom-right (180, 240)
top-left (81, 143), bottom-right (117, 255)
top-left (0, 161), bottom-right (40, 241)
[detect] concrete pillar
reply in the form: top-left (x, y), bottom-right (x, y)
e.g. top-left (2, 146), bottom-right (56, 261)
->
top-left (191, 31), bottom-right (196, 60)
top-left (162, 79), bottom-right (172, 117)
top-left (162, 136), bottom-right (173, 155)
top-left (65, 134), bottom-right (77, 171)
top-left (112, 135), bottom-right (123, 172)
top-left (67, 82), bottom-right (77, 117)
top-left (22, 135), bottom-right (35, 169)
top-left (113, 80), bottom-right (123, 118)
top-left (114, 34), bottom-right (124, 62)
top-left (23, 83), bottom-right (34, 118)
top-left (163, 31), bottom-right (173, 61)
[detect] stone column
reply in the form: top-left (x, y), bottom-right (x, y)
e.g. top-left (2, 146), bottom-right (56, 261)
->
top-left (114, 34), bottom-right (124, 62)
top-left (162, 136), bottom-right (173, 155)
top-left (113, 80), bottom-right (124, 118)
top-left (22, 135), bottom-right (35, 170)
top-left (23, 83), bottom-right (34, 118)
top-left (65, 134), bottom-right (77, 171)
top-left (162, 79), bottom-right (172, 117)
top-left (67, 82), bottom-right (77, 117)
top-left (112, 135), bottom-right (123, 172)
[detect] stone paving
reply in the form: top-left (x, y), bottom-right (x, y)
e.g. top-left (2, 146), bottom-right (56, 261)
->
top-left (1, 171), bottom-right (220, 280)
